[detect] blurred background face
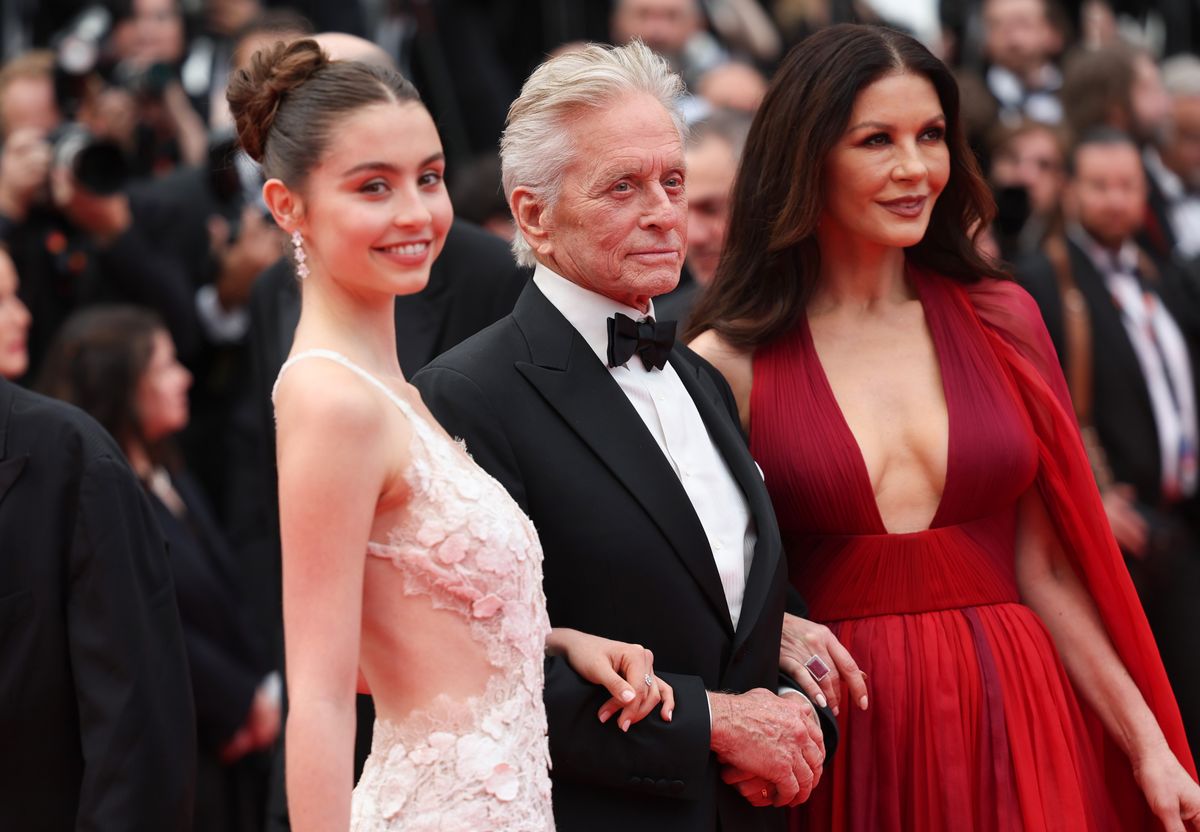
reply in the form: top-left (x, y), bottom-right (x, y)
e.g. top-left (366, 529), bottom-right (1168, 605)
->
top-left (136, 329), bottom-right (191, 443)
top-left (0, 74), bottom-right (60, 139)
top-left (990, 126), bottom-right (1065, 216)
top-left (131, 0), bottom-right (186, 65)
top-left (0, 251), bottom-right (30, 380)
top-left (612, 0), bottom-right (700, 56)
top-left (1162, 95), bottom-right (1200, 190)
top-left (1068, 142), bottom-right (1147, 248)
top-left (983, 0), bottom-right (1055, 78)
top-left (1131, 53), bottom-right (1171, 143)
top-left (684, 133), bottom-right (737, 286)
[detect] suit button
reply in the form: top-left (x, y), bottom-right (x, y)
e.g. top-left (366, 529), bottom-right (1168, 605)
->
top-left (629, 776), bottom-right (643, 787)
top-left (670, 780), bottom-right (685, 794)
top-left (655, 778), bottom-right (670, 792)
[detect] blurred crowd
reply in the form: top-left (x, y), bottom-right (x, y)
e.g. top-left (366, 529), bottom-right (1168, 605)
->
top-left (1, 0), bottom-right (1199, 830)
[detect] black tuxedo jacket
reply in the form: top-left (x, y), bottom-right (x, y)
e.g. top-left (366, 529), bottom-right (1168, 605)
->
top-left (1017, 238), bottom-right (1200, 526)
top-left (413, 283), bottom-right (831, 832)
top-left (0, 379), bottom-right (196, 830)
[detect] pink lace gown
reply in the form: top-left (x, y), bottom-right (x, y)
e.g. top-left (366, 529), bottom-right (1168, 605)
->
top-left (274, 349), bottom-right (555, 832)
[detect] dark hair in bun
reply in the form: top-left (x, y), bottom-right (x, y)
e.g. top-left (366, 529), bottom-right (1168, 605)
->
top-left (226, 38), bottom-right (421, 185)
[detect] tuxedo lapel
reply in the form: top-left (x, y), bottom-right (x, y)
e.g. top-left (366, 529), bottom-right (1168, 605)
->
top-left (512, 287), bottom-right (733, 630)
top-left (0, 381), bottom-right (26, 508)
top-left (669, 353), bottom-right (781, 651)
top-left (1068, 243), bottom-right (1156, 418)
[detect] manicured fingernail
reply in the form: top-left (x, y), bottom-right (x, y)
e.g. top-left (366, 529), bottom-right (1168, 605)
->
top-left (860, 695), bottom-right (869, 710)
top-left (664, 709), bottom-right (672, 721)
top-left (598, 710), bottom-right (611, 723)
top-left (620, 719), bottom-right (631, 732)
top-left (833, 705), bottom-right (839, 716)
top-left (816, 693), bottom-right (828, 709)
top-left (621, 689), bottom-right (635, 703)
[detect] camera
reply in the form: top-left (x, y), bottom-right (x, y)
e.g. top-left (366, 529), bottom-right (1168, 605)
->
top-left (50, 124), bottom-right (130, 196)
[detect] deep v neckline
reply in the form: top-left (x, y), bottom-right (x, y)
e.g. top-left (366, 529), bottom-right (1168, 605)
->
top-left (799, 270), bottom-right (955, 535)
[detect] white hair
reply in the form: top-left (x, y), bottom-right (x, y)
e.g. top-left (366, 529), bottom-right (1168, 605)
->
top-left (500, 40), bottom-right (687, 267)
top-left (1162, 55), bottom-right (1200, 98)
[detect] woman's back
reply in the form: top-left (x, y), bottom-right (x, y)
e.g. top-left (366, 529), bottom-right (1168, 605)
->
top-left (274, 349), bottom-right (554, 831)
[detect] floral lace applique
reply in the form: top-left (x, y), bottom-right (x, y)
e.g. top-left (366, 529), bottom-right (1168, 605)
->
top-left (274, 350), bottom-right (554, 832)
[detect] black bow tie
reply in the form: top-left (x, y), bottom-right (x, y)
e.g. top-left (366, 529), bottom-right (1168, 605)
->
top-left (607, 312), bottom-right (676, 371)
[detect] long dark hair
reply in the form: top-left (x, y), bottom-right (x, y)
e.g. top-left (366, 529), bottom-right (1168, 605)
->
top-left (36, 305), bottom-right (176, 469)
top-left (685, 24), bottom-right (1006, 348)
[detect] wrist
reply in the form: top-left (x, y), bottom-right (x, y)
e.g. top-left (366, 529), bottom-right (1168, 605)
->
top-left (544, 627), bottom-right (578, 657)
top-left (707, 691), bottom-right (733, 753)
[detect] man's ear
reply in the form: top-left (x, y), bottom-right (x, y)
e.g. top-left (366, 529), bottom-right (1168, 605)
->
top-left (262, 178), bottom-right (304, 233)
top-left (510, 186), bottom-right (553, 258)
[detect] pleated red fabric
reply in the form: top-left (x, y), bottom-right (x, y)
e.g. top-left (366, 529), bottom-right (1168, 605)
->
top-left (749, 268), bottom-right (1195, 832)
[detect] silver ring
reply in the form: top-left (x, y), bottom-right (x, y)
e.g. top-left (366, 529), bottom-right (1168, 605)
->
top-left (643, 673), bottom-right (653, 688)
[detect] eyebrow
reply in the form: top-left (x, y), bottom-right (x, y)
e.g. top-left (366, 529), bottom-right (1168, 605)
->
top-left (845, 115), bottom-right (946, 132)
top-left (341, 153), bottom-right (445, 177)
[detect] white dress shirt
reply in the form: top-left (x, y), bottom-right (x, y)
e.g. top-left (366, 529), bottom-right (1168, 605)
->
top-left (533, 264), bottom-right (757, 628)
top-left (1073, 229), bottom-right (1199, 498)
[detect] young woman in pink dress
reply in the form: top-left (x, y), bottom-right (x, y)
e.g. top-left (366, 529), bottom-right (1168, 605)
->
top-left (689, 24), bottom-right (1200, 832)
top-left (227, 40), bottom-right (674, 831)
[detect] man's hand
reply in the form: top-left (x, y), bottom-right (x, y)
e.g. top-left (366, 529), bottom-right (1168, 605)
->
top-left (780, 612), bottom-right (868, 716)
top-left (1102, 483), bottom-right (1149, 558)
top-left (708, 688), bottom-right (825, 806)
top-left (220, 676), bottom-right (282, 763)
top-left (213, 206), bottom-right (285, 310)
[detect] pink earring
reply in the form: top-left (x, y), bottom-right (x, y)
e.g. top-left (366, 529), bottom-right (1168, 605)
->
top-left (292, 230), bottom-right (309, 279)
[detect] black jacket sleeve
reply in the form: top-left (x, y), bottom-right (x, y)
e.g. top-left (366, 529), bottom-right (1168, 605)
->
top-left (68, 453), bottom-right (196, 830)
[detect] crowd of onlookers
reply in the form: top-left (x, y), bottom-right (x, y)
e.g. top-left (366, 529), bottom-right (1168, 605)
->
top-left (0, 0), bottom-right (1198, 830)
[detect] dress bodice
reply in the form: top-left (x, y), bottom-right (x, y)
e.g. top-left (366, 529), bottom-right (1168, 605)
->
top-left (273, 349), bottom-right (554, 831)
top-left (750, 271), bottom-right (1040, 621)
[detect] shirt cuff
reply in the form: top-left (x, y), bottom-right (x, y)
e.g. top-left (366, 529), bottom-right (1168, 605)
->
top-left (778, 684), bottom-right (812, 707)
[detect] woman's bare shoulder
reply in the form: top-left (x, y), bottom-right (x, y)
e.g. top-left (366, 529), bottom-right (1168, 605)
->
top-left (689, 329), bottom-right (754, 428)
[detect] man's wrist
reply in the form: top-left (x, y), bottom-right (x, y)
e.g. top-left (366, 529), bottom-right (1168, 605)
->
top-left (707, 691), bottom-right (732, 753)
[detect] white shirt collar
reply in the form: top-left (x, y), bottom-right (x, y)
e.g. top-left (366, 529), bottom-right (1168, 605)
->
top-left (1068, 224), bottom-right (1140, 277)
top-left (532, 262), bottom-right (658, 368)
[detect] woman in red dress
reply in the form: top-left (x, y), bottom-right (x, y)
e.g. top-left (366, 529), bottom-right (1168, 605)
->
top-left (688, 24), bottom-right (1200, 831)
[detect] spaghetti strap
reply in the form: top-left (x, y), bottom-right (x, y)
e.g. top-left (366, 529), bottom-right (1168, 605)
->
top-left (273, 348), bottom-right (422, 423)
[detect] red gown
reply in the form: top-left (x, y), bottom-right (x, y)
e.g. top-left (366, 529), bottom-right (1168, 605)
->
top-left (749, 268), bottom-right (1195, 831)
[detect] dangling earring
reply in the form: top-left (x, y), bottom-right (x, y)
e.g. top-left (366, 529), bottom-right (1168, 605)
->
top-left (291, 230), bottom-right (309, 279)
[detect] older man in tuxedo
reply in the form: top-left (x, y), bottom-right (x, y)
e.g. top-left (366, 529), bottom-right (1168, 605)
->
top-left (413, 42), bottom-right (834, 832)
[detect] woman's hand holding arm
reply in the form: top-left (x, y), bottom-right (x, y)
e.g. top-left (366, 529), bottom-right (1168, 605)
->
top-left (546, 628), bottom-right (675, 732)
top-left (1015, 488), bottom-right (1200, 832)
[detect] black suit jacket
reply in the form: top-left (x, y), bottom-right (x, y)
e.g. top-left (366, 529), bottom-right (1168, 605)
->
top-left (413, 283), bottom-right (832, 832)
top-left (0, 379), bottom-right (196, 830)
top-left (152, 470), bottom-right (271, 749)
top-left (1017, 238), bottom-right (1200, 527)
